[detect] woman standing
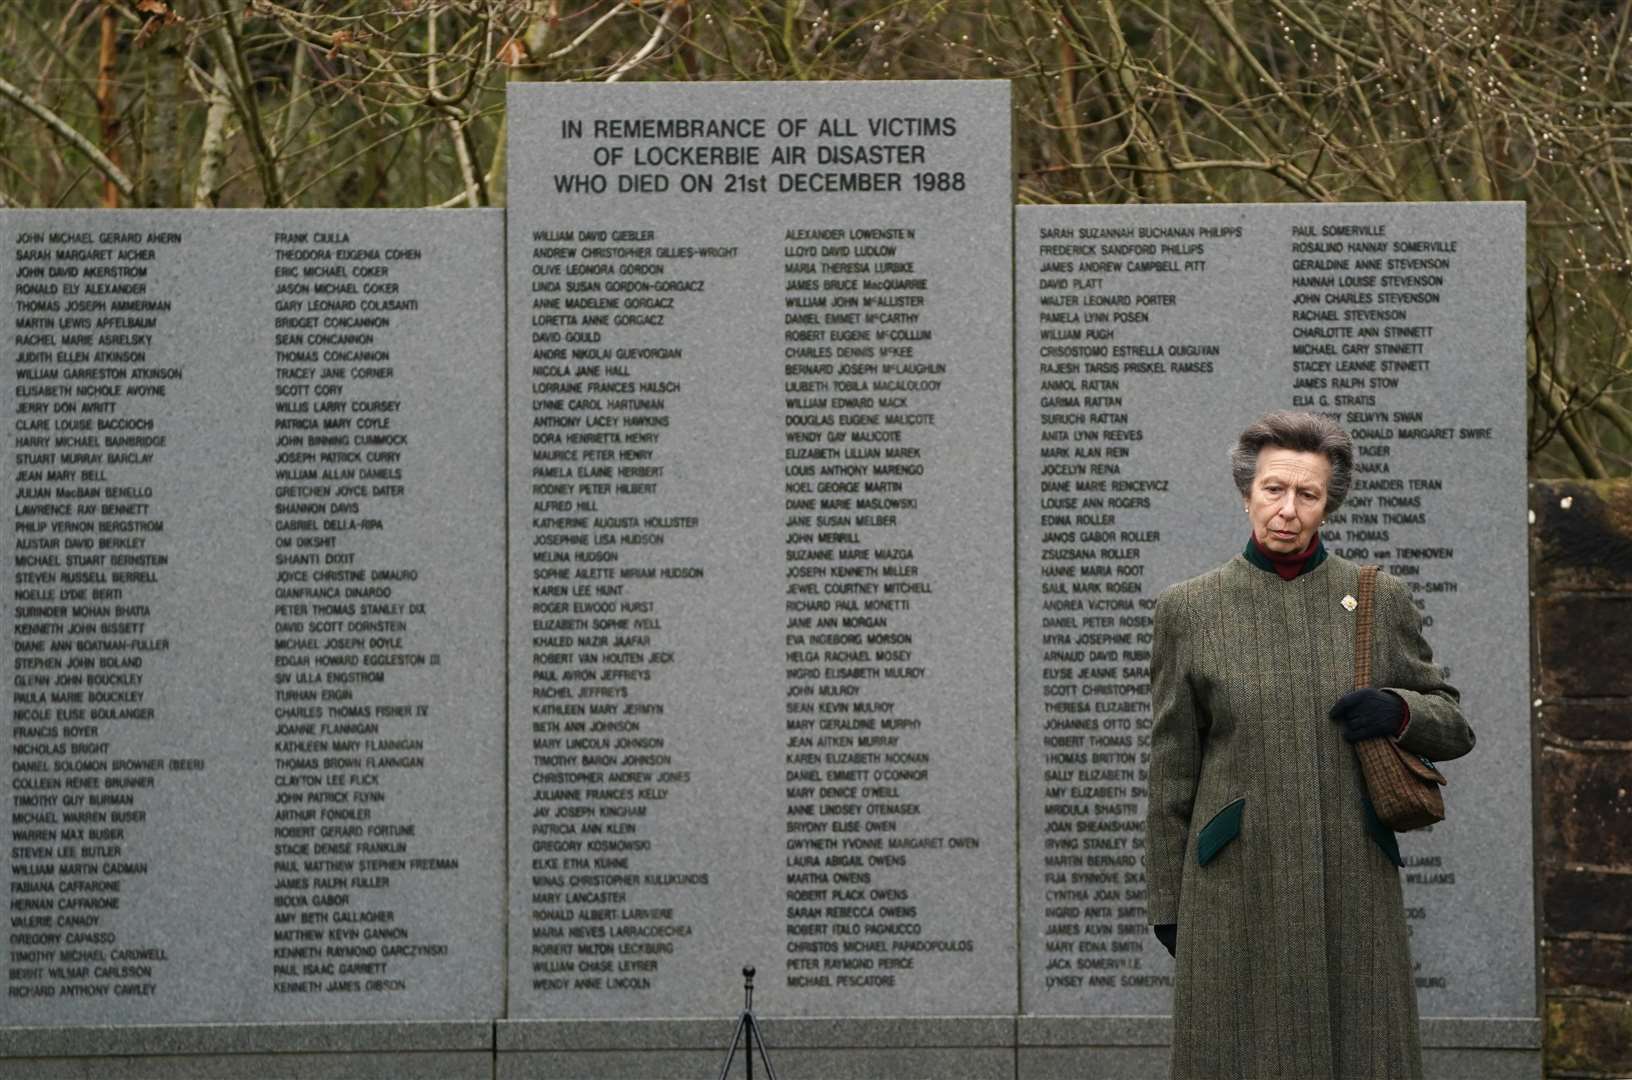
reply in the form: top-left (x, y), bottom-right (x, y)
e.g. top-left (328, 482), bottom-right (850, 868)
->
top-left (1144, 411), bottom-right (1474, 1079)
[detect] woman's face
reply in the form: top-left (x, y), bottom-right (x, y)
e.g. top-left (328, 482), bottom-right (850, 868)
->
top-left (1245, 447), bottom-right (1331, 553)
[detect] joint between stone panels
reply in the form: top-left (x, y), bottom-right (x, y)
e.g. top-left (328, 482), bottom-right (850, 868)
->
top-left (1542, 860), bottom-right (1632, 876)
top-left (1546, 930), bottom-right (1632, 942)
top-left (1545, 993), bottom-right (1632, 1012)
top-left (1536, 733), bottom-right (1632, 752)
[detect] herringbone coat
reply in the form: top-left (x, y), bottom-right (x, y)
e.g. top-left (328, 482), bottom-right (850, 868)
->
top-left (1145, 553), bottom-right (1474, 1080)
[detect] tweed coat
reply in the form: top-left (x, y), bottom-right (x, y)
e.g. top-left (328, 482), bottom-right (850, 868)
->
top-left (1145, 552), bottom-right (1474, 1080)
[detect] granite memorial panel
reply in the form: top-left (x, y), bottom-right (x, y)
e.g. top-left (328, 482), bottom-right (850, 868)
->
top-left (505, 80), bottom-right (1017, 1022)
top-left (1, 210), bottom-right (506, 1025)
top-left (1015, 203), bottom-right (1532, 1029)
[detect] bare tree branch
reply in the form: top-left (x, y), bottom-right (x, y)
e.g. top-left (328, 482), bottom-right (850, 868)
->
top-left (0, 72), bottom-right (135, 199)
top-left (607, 2), bottom-right (676, 82)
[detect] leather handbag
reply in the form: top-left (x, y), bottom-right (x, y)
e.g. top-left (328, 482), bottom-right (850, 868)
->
top-left (1352, 565), bottom-right (1446, 831)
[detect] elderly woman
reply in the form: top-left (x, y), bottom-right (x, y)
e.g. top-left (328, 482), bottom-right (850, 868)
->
top-left (1144, 410), bottom-right (1474, 1080)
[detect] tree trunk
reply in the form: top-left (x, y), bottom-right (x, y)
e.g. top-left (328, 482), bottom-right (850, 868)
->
top-left (138, 37), bottom-right (183, 207)
top-left (97, 1), bottom-right (121, 207)
top-left (192, 59), bottom-right (233, 207)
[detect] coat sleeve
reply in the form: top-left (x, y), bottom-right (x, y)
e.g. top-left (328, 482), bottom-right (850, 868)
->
top-left (1376, 572), bottom-right (1475, 762)
top-left (1145, 587), bottom-right (1203, 926)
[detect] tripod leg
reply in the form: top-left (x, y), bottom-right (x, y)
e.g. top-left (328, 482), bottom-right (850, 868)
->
top-left (745, 1013), bottom-right (779, 1080)
top-left (716, 1013), bottom-right (750, 1080)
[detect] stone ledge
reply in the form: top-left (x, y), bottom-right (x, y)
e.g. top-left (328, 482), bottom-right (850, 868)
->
top-left (1420, 1017), bottom-right (1542, 1048)
top-left (1018, 1045), bottom-right (1537, 1080)
top-left (0, 1021), bottom-right (494, 1058)
top-left (1016, 1015), bottom-right (1171, 1046)
top-left (0, 1050), bottom-right (489, 1080)
top-left (1015, 1015), bottom-right (1538, 1049)
top-left (498, 1046), bottom-right (1013, 1080)
top-left (496, 1015), bottom-right (1016, 1052)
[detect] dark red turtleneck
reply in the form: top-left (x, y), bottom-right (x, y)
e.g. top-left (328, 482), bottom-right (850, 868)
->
top-left (1249, 533), bottom-right (1323, 580)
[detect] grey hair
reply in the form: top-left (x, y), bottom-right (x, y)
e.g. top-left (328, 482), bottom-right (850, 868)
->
top-left (1229, 410), bottom-right (1355, 515)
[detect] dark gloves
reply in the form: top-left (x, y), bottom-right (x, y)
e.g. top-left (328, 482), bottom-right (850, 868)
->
top-left (1153, 923), bottom-right (1177, 957)
top-left (1329, 688), bottom-right (1405, 742)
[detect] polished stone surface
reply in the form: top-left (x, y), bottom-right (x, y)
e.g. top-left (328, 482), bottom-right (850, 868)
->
top-left (505, 81), bottom-right (1017, 1021)
top-left (0, 210), bottom-right (507, 1025)
top-left (1014, 202), bottom-right (1532, 1019)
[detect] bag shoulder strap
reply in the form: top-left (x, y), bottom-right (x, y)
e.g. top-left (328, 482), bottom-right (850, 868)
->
top-left (1354, 564), bottom-right (1378, 690)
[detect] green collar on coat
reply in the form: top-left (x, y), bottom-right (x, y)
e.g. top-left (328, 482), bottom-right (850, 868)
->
top-left (1242, 533), bottom-right (1328, 578)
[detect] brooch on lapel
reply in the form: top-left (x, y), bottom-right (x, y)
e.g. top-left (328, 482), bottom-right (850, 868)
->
top-left (1341, 594), bottom-right (1358, 612)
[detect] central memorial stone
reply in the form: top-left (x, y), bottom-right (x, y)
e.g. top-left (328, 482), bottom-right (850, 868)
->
top-left (505, 80), bottom-right (1016, 1022)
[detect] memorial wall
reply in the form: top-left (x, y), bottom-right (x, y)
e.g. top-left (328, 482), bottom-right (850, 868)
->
top-left (1015, 202), bottom-right (1533, 1025)
top-left (0, 79), bottom-right (1537, 1080)
top-left (504, 80), bottom-right (1017, 1021)
top-left (1, 211), bottom-right (507, 1025)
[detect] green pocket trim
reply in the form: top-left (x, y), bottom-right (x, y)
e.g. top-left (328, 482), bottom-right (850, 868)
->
top-left (1196, 796), bottom-right (1246, 867)
top-left (1361, 794), bottom-right (1404, 868)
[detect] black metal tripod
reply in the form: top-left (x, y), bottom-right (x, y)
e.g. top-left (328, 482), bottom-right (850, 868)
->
top-left (715, 966), bottom-right (779, 1080)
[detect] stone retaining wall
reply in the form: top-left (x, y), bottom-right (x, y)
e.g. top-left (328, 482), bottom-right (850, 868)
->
top-left (1531, 479), bottom-right (1632, 1078)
